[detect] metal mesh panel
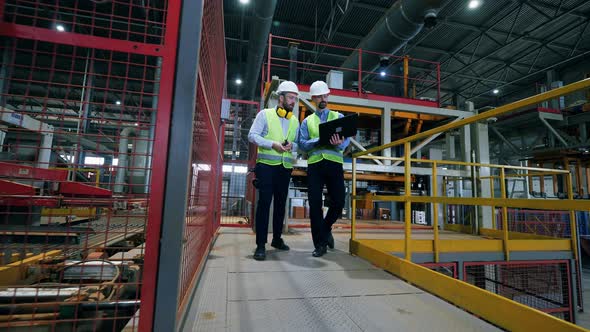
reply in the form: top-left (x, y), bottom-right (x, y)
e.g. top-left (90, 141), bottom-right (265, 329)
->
top-left (464, 261), bottom-right (573, 322)
top-left (0, 0), bottom-right (185, 330)
top-left (220, 100), bottom-right (258, 227)
top-left (496, 209), bottom-right (571, 238)
top-left (4, 0), bottom-right (168, 44)
top-left (0, 37), bottom-right (161, 331)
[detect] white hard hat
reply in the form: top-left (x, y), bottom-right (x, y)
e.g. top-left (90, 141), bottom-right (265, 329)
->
top-left (276, 81), bottom-right (299, 96)
top-left (309, 81), bottom-right (330, 96)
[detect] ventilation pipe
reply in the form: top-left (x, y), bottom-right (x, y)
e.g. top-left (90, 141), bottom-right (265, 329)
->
top-left (340, 0), bottom-right (444, 85)
top-left (114, 127), bottom-right (138, 193)
top-left (243, 0), bottom-right (278, 100)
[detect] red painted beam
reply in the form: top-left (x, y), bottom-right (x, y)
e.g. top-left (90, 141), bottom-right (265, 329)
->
top-left (58, 182), bottom-right (112, 197)
top-left (0, 162), bottom-right (68, 181)
top-left (295, 84), bottom-right (439, 108)
top-left (0, 22), bottom-right (163, 56)
top-left (0, 196), bottom-right (60, 207)
top-left (0, 179), bottom-right (36, 195)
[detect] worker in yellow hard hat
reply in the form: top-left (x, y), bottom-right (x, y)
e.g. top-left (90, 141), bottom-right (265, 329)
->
top-left (248, 81), bottom-right (300, 261)
top-left (298, 80), bottom-right (349, 257)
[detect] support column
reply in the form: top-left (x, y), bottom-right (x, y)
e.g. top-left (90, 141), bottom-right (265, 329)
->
top-left (153, 1), bottom-right (204, 331)
top-left (381, 106), bottom-right (391, 165)
top-left (288, 42), bottom-right (298, 83)
top-left (469, 101), bottom-right (493, 229)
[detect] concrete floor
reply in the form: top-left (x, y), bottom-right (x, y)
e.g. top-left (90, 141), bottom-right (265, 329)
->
top-left (182, 228), bottom-right (501, 332)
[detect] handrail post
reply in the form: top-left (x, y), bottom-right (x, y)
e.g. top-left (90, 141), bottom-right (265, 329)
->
top-left (500, 168), bottom-right (509, 261)
top-left (267, 34), bottom-right (272, 83)
top-left (567, 173), bottom-right (579, 261)
top-left (351, 157), bottom-right (357, 242)
top-left (490, 177), bottom-right (496, 229)
top-left (403, 55), bottom-right (409, 98)
top-left (358, 49), bottom-right (362, 97)
top-left (404, 142), bottom-right (412, 260)
top-left (432, 162), bottom-right (439, 263)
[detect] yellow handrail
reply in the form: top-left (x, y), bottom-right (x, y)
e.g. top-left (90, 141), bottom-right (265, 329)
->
top-left (350, 78), bottom-right (590, 263)
top-left (354, 78), bottom-right (590, 157)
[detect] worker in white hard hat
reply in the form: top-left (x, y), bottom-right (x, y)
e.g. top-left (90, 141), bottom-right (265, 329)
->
top-left (298, 80), bottom-right (350, 257)
top-left (247, 80), bottom-right (300, 261)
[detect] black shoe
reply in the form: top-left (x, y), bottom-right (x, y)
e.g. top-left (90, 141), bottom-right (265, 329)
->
top-left (253, 246), bottom-right (266, 261)
top-left (271, 238), bottom-right (290, 251)
top-left (312, 245), bottom-right (327, 257)
top-left (327, 233), bottom-right (335, 249)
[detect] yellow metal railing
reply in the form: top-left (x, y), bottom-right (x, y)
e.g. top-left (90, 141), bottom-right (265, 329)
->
top-left (351, 78), bottom-right (590, 262)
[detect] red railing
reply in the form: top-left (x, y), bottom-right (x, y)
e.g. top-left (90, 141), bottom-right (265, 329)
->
top-left (264, 34), bottom-right (441, 106)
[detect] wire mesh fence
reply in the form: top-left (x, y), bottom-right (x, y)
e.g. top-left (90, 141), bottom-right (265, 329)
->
top-left (463, 260), bottom-right (573, 322)
top-left (0, 0), bottom-right (221, 330)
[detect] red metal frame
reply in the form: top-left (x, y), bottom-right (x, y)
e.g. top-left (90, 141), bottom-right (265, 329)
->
top-left (0, 179), bottom-right (37, 195)
top-left (58, 182), bottom-right (112, 197)
top-left (0, 23), bottom-right (163, 56)
top-left (0, 162), bottom-right (68, 181)
top-left (138, 0), bottom-right (183, 329)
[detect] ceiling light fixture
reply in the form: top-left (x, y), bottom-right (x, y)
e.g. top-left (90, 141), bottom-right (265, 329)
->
top-left (380, 71), bottom-right (386, 77)
top-left (492, 88), bottom-right (500, 94)
top-left (116, 101), bottom-right (122, 105)
top-left (235, 78), bottom-right (243, 85)
top-left (56, 24), bottom-right (66, 32)
top-left (468, 0), bottom-right (481, 9)
top-left (239, 0), bottom-right (250, 4)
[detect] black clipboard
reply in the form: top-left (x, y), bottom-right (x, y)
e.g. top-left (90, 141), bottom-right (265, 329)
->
top-left (318, 113), bottom-right (358, 146)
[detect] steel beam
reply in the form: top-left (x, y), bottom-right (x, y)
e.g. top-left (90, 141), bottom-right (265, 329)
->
top-left (539, 116), bottom-right (569, 147)
top-left (297, 92), bottom-right (472, 118)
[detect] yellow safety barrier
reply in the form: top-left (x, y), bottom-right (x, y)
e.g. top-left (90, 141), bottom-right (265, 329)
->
top-left (351, 240), bottom-right (587, 332)
top-left (351, 78), bottom-right (590, 262)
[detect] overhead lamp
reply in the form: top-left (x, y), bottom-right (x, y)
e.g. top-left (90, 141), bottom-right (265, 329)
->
top-left (116, 100), bottom-right (122, 105)
top-left (56, 24), bottom-right (66, 32)
top-left (239, 0), bottom-right (249, 4)
top-left (468, 0), bottom-right (481, 9)
top-left (492, 88), bottom-right (499, 94)
top-left (235, 78), bottom-right (243, 85)
top-left (380, 71), bottom-right (386, 77)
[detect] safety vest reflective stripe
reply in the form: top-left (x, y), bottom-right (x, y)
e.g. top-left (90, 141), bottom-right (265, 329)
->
top-left (257, 153), bottom-right (294, 163)
top-left (308, 149), bottom-right (341, 158)
top-left (256, 108), bottom-right (298, 168)
top-left (306, 110), bottom-right (344, 165)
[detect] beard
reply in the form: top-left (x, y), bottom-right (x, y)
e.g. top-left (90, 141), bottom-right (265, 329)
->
top-left (318, 101), bottom-right (327, 109)
top-left (283, 103), bottom-right (294, 112)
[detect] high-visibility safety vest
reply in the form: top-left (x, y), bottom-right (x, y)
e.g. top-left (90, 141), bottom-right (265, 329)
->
top-left (306, 110), bottom-right (344, 165)
top-left (256, 108), bottom-right (299, 169)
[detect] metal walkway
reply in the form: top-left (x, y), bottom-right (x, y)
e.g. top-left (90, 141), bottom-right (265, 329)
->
top-left (182, 228), bottom-right (500, 331)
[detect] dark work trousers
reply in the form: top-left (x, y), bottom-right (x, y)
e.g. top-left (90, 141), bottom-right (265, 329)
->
top-left (255, 163), bottom-right (292, 246)
top-left (307, 159), bottom-right (345, 248)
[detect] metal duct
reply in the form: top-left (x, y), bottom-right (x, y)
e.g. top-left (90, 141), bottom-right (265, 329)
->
top-left (114, 126), bottom-right (138, 193)
top-left (340, 0), bottom-right (444, 85)
top-left (243, 0), bottom-right (278, 99)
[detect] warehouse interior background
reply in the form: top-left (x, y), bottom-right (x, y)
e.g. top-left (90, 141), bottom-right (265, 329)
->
top-left (1, 0), bottom-right (590, 331)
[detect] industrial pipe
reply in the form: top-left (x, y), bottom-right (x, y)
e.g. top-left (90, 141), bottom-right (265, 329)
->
top-left (340, 0), bottom-right (445, 86)
top-left (114, 127), bottom-right (138, 193)
top-left (243, 0), bottom-right (278, 99)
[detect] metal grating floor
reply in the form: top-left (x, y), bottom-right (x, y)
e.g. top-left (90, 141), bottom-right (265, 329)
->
top-left (183, 228), bottom-right (501, 331)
